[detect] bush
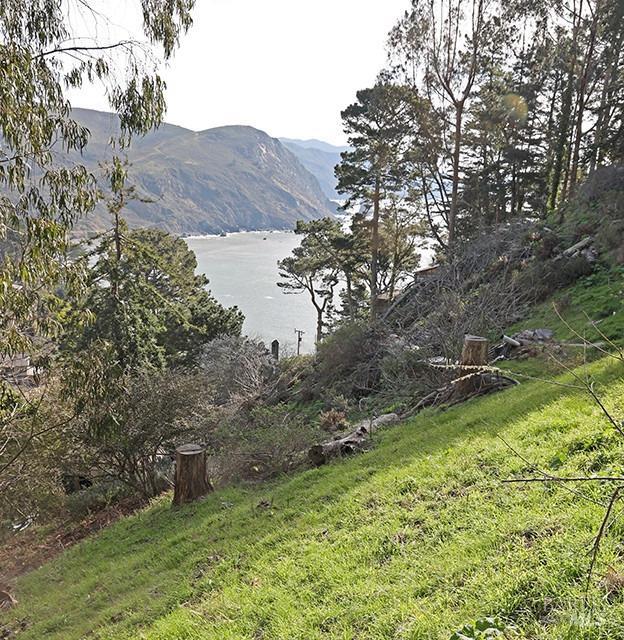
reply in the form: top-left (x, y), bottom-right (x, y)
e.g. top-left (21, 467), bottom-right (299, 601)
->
top-left (318, 409), bottom-right (348, 432)
top-left (207, 403), bottom-right (320, 484)
top-left (200, 335), bottom-right (275, 404)
top-left (312, 323), bottom-right (385, 399)
top-left (64, 480), bottom-right (130, 520)
top-left (75, 369), bottom-right (210, 498)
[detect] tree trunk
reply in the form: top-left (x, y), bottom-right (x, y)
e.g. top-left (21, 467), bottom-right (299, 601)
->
top-left (309, 413), bottom-right (399, 466)
top-left (172, 444), bottom-right (212, 507)
top-left (454, 335), bottom-right (489, 398)
top-left (316, 307), bottom-right (323, 344)
top-left (448, 102), bottom-right (464, 252)
top-left (570, 0), bottom-right (599, 191)
top-left (370, 176), bottom-right (381, 319)
top-left (345, 272), bottom-right (355, 321)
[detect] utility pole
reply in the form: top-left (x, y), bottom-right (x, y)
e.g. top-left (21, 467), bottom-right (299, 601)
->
top-left (294, 329), bottom-right (305, 356)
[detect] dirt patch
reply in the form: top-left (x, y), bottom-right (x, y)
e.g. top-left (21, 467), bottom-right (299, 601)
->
top-left (0, 496), bottom-right (144, 590)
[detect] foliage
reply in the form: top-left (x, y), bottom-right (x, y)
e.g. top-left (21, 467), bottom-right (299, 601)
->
top-left (206, 403), bottom-right (320, 484)
top-left (200, 335), bottom-right (275, 405)
top-left (61, 166), bottom-right (242, 438)
top-left (450, 617), bottom-right (516, 639)
top-left (387, 0), bottom-right (624, 248)
top-left (0, 0), bottom-right (196, 499)
top-left (4, 358), bottom-right (624, 638)
top-left (278, 219), bottom-right (344, 343)
top-left (72, 369), bottom-right (210, 498)
top-left (0, 0), bottom-right (194, 359)
top-left (336, 82), bottom-right (427, 315)
top-left (318, 408), bottom-right (348, 433)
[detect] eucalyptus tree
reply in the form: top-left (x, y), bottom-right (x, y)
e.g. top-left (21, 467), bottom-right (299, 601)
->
top-left (0, 0), bottom-right (194, 360)
top-left (390, 0), bottom-right (509, 251)
top-left (0, 0), bottom-right (195, 479)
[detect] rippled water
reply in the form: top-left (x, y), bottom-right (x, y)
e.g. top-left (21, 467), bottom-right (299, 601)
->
top-left (185, 232), bottom-right (317, 354)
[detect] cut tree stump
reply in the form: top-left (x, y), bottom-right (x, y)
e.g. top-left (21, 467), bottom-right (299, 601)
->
top-left (453, 335), bottom-right (489, 398)
top-left (172, 444), bottom-right (213, 507)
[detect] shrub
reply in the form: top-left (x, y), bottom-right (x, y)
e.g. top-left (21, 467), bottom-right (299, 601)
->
top-left (318, 409), bottom-right (348, 433)
top-left (207, 403), bottom-right (320, 484)
top-left (200, 335), bottom-right (275, 404)
top-left (75, 369), bottom-right (210, 498)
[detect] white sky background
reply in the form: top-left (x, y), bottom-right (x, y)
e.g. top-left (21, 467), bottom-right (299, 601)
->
top-left (68, 0), bottom-right (411, 145)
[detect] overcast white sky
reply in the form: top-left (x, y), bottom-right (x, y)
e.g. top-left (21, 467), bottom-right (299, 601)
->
top-left (70, 0), bottom-right (410, 145)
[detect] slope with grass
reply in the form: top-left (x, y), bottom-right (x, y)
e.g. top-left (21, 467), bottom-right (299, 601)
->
top-left (3, 349), bottom-right (624, 639)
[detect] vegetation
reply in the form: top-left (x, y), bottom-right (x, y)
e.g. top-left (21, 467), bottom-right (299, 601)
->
top-left (3, 356), bottom-right (624, 639)
top-left (2, 0), bottom-right (624, 637)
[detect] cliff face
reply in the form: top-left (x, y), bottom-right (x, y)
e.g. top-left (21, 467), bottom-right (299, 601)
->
top-left (71, 109), bottom-right (337, 234)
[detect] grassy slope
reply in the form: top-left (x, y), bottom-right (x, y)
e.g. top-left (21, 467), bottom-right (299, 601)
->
top-left (3, 268), bottom-right (624, 640)
top-left (2, 357), bottom-right (624, 639)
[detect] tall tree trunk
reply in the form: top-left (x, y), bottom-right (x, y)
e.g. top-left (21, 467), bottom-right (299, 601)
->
top-left (591, 25), bottom-right (624, 170)
top-left (345, 272), bottom-right (355, 321)
top-left (448, 102), bottom-right (464, 252)
top-left (315, 306), bottom-right (323, 344)
top-left (549, 73), bottom-right (574, 215)
top-left (570, 2), bottom-right (599, 191)
top-left (370, 176), bottom-right (381, 319)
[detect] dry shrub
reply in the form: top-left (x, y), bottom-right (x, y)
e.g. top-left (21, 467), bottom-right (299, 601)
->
top-left (319, 409), bottom-right (348, 433)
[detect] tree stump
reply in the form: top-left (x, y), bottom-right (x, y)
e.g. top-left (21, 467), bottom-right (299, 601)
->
top-left (454, 335), bottom-right (489, 398)
top-left (172, 444), bottom-right (213, 507)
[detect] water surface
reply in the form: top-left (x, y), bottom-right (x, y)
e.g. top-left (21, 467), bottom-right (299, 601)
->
top-left (186, 232), bottom-right (317, 354)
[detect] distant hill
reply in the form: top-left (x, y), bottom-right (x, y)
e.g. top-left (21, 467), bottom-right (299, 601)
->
top-left (69, 109), bottom-right (337, 235)
top-left (279, 138), bottom-right (349, 201)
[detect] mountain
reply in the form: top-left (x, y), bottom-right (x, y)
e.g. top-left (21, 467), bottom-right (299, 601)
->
top-left (69, 109), bottom-right (337, 235)
top-left (279, 138), bottom-right (349, 201)
top-left (279, 137), bottom-right (349, 154)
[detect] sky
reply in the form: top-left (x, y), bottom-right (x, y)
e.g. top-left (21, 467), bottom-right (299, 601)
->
top-left (69, 0), bottom-right (410, 145)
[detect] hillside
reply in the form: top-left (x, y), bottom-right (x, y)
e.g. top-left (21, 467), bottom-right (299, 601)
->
top-left (280, 138), bottom-right (348, 201)
top-left (3, 347), bottom-right (624, 637)
top-left (70, 109), bottom-right (337, 234)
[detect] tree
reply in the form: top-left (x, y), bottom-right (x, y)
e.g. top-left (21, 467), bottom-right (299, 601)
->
top-left (390, 0), bottom-right (505, 252)
top-left (0, 0), bottom-right (195, 479)
top-left (61, 162), bottom-right (243, 437)
top-left (336, 82), bottom-right (423, 317)
top-left (0, 0), bottom-right (194, 359)
top-left (278, 220), bottom-right (342, 344)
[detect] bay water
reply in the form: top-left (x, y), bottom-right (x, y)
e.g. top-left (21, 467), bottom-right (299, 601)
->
top-left (185, 232), bottom-right (317, 354)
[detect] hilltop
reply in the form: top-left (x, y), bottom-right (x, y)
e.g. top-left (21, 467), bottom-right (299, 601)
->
top-left (70, 109), bottom-right (337, 235)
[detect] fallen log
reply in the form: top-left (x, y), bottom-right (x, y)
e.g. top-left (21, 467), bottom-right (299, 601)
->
top-left (412, 372), bottom-right (518, 414)
top-left (309, 413), bottom-right (399, 466)
top-left (563, 236), bottom-right (592, 257)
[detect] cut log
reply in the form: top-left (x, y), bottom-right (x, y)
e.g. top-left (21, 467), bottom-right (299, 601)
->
top-left (309, 413), bottom-right (399, 466)
top-left (563, 236), bottom-right (592, 256)
top-left (172, 444), bottom-right (213, 507)
top-left (454, 335), bottom-right (489, 397)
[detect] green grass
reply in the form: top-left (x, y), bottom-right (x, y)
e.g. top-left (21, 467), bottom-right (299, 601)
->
top-left (3, 355), bottom-right (624, 639)
top-left (508, 265), bottom-right (624, 344)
